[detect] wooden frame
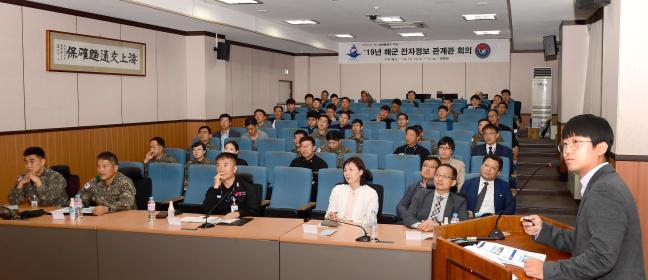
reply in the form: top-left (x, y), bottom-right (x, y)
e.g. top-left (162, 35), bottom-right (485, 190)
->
top-left (46, 30), bottom-right (146, 76)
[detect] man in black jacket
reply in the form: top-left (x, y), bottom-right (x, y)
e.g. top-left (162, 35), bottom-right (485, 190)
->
top-left (202, 152), bottom-right (260, 218)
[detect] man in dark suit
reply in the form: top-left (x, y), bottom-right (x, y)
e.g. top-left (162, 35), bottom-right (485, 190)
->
top-left (460, 154), bottom-right (514, 216)
top-left (521, 114), bottom-right (645, 280)
top-left (402, 164), bottom-right (468, 231)
top-left (213, 113), bottom-right (241, 150)
top-left (397, 156), bottom-right (440, 221)
top-left (471, 123), bottom-right (512, 175)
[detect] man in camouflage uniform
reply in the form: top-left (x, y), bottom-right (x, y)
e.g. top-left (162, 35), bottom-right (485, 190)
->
top-left (8, 147), bottom-right (67, 206)
top-left (320, 130), bottom-right (352, 168)
top-left (144, 136), bottom-right (178, 176)
top-left (80, 151), bottom-right (136, 215)
top-left (185, 142), bottom-right (213, 181)
top-left (193, 126), bottom-right (217, 151)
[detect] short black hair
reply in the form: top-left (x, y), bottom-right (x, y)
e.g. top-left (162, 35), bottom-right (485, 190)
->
top-left (97, 151), bottom-right (119, 165)
top-left (422, 156), bottom-right (441, 167)
top-left (318, 114), bottom-right (330, 123)
top-left (150, 137), bottom-right (166, 148)
top-left (341, 97), bottom-right (350, 102)
top-left (326, 130), bottom-right (342, 141)
top-left (397, 112), bottom-right (409, 120)
top-left (313, 98), bottom-right (322, 103)
top-left (330, 93), bottom-right (338, 99)
top-left (343, 157), bottom-right (371, 185)
top-left (501, 89), bottom-right (511, 95)
top-left (286, 98), bottom-right (296, 105)
top-left (273, 105), bottom-right (283, 111)
top-left (470, 94), bottom-right (481, 101)
top-left (254, 109), bottom-right (266, 115)
top-left (321, 90), bottom-right (329, 95)
top-left (482, 123), bottom-right (499, 133)
top-left (305, 93), bottom-right (314, 99)
top-left (483, 154), bottom-right (503, 172)
top-left (392, 99), bottom-right (402, 106)
top-left (215, 151), bottom-right (237, 164)
top-left (191, 142), bottom-right (206, 151)
top-left (407, 90), bottom-right (416, 95)
top-left (23, 147), bottom-right (45, 158)
top-left (497, 102), bottom-right (508, 109)
top-left (406, 125), bottom-right (423, 136)
top-left (437, 136), bottom-right (455, 151)
top-left (339, 111), bottom-right (351, 118)
top-left (224, 140), bottom-right (240, 151)
top-left (488, 109), bottom-right (499, 116)
top-left (438, 163), bottom-right (458, 181)
top-left (244, 117), bottom-right (258, 126)
top-left (306, 111), bottom-right (319, 119)
top-left (561, 114), bottom-right (614, 159)
top-left (494, 94), bottom-right (502, 100)
top-left (293, 129), bottom-right (307, 137)
top-left (198, 125), bottom-right (212, 134)
top-left (478, 118), bottom-right (491, 125)
top-left (300, 136), bottom-right (316, 146)
top-left (219, 113), bottom-right (232, 121)
top-left (443, 96), bottom-right (453, 102)
top-left (380, 105), bottom-right (390, 111)
top-left (437, 105), bottom-right (448, 112)
top-left (352, 119), bottom-right (363, 126)
top-left (326, 104), bottom-right (337, 111)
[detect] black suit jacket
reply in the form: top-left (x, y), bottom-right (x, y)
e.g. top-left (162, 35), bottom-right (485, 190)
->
top-left (402, 189), bottom-right (468, 227)
top-left (535, 164), bottom-right (645, 279)
top-left (213, 129), bottom-right (241, 139)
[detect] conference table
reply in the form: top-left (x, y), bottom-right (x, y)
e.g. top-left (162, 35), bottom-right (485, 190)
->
top-left (0, 209), bottom-right (433, 280)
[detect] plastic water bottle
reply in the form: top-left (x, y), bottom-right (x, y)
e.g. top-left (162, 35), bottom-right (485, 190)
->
top-left (450, 213), bottom-right (460, 224)
top-left (74, 194), bottom-right (83, 220)
top-left (369, 209), bottom-right (378, 240)
top-left (167, 201), bottom-right (175, 219)
top-left (30, 194), bottom-right (38, 208)
top-left (147, 197), bottom-right (155, 223)
top-left (68, 198), bottom-right (76, 222)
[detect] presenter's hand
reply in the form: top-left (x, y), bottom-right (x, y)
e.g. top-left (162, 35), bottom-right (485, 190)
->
top-left (523, 258), bottom-right (544, 279)
top-left (521, 215), bottom-right (542, 236)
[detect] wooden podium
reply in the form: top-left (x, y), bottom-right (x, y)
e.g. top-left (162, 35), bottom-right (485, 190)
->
top-left (433, 215), bottom-right (572, 280)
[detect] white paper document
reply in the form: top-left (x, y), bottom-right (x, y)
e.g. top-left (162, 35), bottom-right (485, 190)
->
top-left (52, 207), bottom-right (95, 214)
top-left (179, 216), bottom-right (239, 224)
top-left (405, 231), bottom-right (434, 240)
top-left (466, 241), bottom-right (546, 268)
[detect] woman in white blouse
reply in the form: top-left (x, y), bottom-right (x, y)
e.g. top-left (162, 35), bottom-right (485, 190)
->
top-left (325, 157), bottom-right (379, 224)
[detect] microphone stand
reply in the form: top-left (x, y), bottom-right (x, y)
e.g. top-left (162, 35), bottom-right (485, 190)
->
top-left (486, 164), bottom-right (547, 240)
top-left (199, 186), bottom-right (235, 229)
top-left (324, 218), bottom-right (371, 242)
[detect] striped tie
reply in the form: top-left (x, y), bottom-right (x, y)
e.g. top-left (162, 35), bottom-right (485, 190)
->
top-left (474, 182), bottom-right (489, 212)
top-left (428, 195), bottom-right (445, 223)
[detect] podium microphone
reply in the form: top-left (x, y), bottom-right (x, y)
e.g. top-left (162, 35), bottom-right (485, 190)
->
top-left (200, 184), bottom-right (236, 229)
top-left (322, 219), bottom-right (371, 242)
top-left (486, 164), bottom-right (548, 240)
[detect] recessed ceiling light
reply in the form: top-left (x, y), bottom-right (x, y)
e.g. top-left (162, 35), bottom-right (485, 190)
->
top-left (284, 19), bottom-right (319, 25)
top-left (216, 0), bottom-right (263, 4)
top-left (398, 32), bottom-right (425, 37)
top-left (378, 16), bottom-right (405, 23)
top-left (475, 1), bottom-right (489, 5)
top-left (462, 14), bottom-right (497, 21)
top-left (255, 9), bottom-right (269, 13)
top-left (473, 30), bottom-right (501, 35)
top-left (332, 34), bottom-right (354, 38)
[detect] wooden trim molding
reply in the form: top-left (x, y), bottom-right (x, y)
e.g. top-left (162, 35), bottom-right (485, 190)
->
top-left (611, 153), bottom-right (648, 162)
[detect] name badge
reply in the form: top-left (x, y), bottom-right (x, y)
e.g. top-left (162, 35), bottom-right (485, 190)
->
top-left (230, 204), bottom-right (238, 212)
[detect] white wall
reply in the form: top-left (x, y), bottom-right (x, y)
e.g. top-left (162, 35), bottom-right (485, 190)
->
top-left (0, 3), bottom-right (24, 131)
top-left (559, 25), bottom-right (589, 122)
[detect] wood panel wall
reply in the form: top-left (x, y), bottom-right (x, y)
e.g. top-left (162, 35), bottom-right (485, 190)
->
top-left (0, 117), bottom-right (248, 204)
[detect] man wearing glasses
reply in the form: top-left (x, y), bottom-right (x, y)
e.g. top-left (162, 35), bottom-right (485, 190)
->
top-left (471, 123), bottom-right (513, 176)
top-left (520, 114), bottom-right (645, 280)
top-left (460, 154), bottom-right (514, 218)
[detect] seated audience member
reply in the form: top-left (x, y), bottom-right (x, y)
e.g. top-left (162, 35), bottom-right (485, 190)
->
top-left (391, 98), bottom-right (402, 115)
top-left (472, 118), bottom-right (503, 148)
top-left (320, 90), bottom-right (329, 106)
top-left (269, 106), bottom-right (284, 128)
top-left (214, 113), bottom-right (241, 150)
top-left (405, 90), bottom-right (419, 107)
top-left (194, 125), bottom-right (217, 150)
top-left (311, 98), bottom-right (326, 115)
top-left (487, 109), bottom-right (520, 162)
top-left (302, 111), bottom-right (319, 134)
top-left (8, 147), bottom-right (67, 207)
top-left (325, 157), bottom-right (379, 224)
top-left (460, 154), bottom-right (514, 217)
top-left (254, 109), bottom-right (272, 128)
top-left (304, 93), bottom-right (314, 111)
top-left (187, 142), bottom-right (213, 165)
top-left (337, 97), bottom-right (355, 114)
top-left (402, 164), bottom-right (468, 231)
top-left (202, 152), bottom-right (260, 218)
top-left (326, 104), bottom-right (338, 122)
top-left (80, 152), bottom-right (136, 215)
top-left (310, 114), bottom-right (331, 145)
top-left (329, 93), bottom-right (340, 108)
top-left (463, 94), bottom-right (488, 112)
top-left (471, 124), bottom-right (513, 175)
top-left (394, 126), bottom-right (431, 163)
top-left (320, 130), bottom-right (352, 168)
top-left (330, 111), bottom-right (352, 137)
top-left (501, 88), bottom-right (516, 105)
top-left (348, 119), bottom-right (368, 153)
top-left (397, 156), bottom-right (440, 220)
top-left (241, 117), bottom-right (269, 151)
top-left (144, 136), bottom-right (177, 176)
top-left (396, 113), bottom-right (409, 131)
top-left (285, 98), bottom-right (298, 120)
top-left (490, 94), bottom-right (503, 110)
top-left (290, 136), bottom-right (328, 201)
top-left (496, 101), bottom-right (520, 130)
top-left (442, 97), bottom-right (460, 121)
top-left (291, 129), bottom-right (308, 156)
top-left (437, 136), bottom-right (466, 191)
top-left (433, 105), bottom-right (454, 130)
top-left (374, 105), bottom-right (395, 129)
top-left (223, 140), bottom-right (248, 166)
top-left (359, 90), bottom-right (376, 104)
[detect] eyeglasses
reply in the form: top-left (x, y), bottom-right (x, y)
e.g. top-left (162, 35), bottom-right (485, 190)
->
top-left (434, 173), bottom-right (455, 180)
top-left (558, 139), bottom-right (593, 153)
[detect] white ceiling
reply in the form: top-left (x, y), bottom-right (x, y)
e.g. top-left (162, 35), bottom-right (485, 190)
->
top-left (30, 0), bottom-right (597, 53)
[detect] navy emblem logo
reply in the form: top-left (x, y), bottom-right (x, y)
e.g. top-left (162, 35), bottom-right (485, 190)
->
top-left (475, 43), bottom-right (491, 59)
top-left (346, 45), bottom-right (361, 60)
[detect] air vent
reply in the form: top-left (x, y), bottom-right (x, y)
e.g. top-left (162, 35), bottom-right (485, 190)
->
top-left (379, 21), bottom-right (427, 30)
top-left (533, 67), bottom-right (552, 78)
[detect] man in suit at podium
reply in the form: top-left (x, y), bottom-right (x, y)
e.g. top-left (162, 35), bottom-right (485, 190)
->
top-left (521, 114), bottom-right (645, 279)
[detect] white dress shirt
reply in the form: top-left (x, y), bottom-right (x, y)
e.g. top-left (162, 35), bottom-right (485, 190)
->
top-left (486, 143), bottom-right (497, 154)
top-left (579, 162), bottom-right (608, 196)
top-left (475, 177), bottom-right (495, 216)
top-left (326, 184), bottom-right (379, 224)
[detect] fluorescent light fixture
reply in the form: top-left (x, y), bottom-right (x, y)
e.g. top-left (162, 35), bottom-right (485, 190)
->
top-left (216, 0), bottom-right (263, 4)
top-left (284, 19), bottom-right (319, 25)
top-left (473, 30), bottom-right (501, 35)
top-left (462, 14), bottom-right (496, 21)
top-left (378, 16), bottom-right (405, 23)
top-left (398, 32), bottom-right (425, 37)
top-left (333, 34), bottom-right (354, 38)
